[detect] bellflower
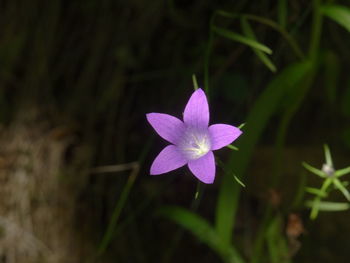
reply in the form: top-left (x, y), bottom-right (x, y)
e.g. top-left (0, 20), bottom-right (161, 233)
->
top-left (146, 88), bottom-right (242, 184)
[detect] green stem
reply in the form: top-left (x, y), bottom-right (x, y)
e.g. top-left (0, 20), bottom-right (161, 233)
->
top-left (96, 165), bottom-right (139, 256)
top-left (310, 177), bottom-right (332, 219)
top-left (308, 0), bottom-right (323, 61)
top-left (251, 206), bottom-right (273, 263)
top-left (244, 14), bottom-right (304, 59)
top-left (251, 2), bottom-right (323, 260)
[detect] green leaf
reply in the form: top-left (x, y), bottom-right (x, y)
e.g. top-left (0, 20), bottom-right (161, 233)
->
top-left (158, 206), bottom-right (245, 263)
top-left (227, 144), bottom-right (239, 151)
top-left (216, 60), bottom-right (312, 244)
top-left (302, 162), bottom-right (326, 178)
top-left (306, 200), bottom-right (350, 211)
top-left (233, 174), bottom-right (246, 187)
top-left (216, 10), bottom-right (239, 19)
top-left (192, 74), bottom-right (199, 90)
top-left (277, 0), bottom-right (287, 28)
top-left (321, 4), bottom-right (350, 32)
top-left (335, 166), bottom-right (350, 177)
top-left (305, 187), bottom-right (328, 197)
top-left (323, 144), bottom-right (333, 167)
top-left (238, 123), bottom-right (246, 129)
top-left (212, 26), bottom-right (272, 54)
top-left (266, 216), bottom-right (290, 263)
top-left (241, 18), bottom-right (277, 72)
top-left (333, 178), bottom-right (350, 201)
top-left (97, 164), bottom-right (139, 256)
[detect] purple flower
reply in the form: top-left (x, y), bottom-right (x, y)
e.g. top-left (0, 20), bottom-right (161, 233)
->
top-left (146, 88), bottom-right (242, 184)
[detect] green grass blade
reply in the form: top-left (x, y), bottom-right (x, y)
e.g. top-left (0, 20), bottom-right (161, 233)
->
top-left (306, 200), bottom-right (350, 211)
top-left (302, 162), bottom-right (326, 178)
top-left (323, 144), bottom-right (333, 167)
top-left (266, 216), bottom-right (291, 263)
top-left (321, 4), bottom-right (350, 32)
top-left (278, 0), bottom-right (287, 28)
top-left (335, 166), bottom-right (350, 177)
top-left (243, 14), bottom-right (304, 59)
top-left (215, 60), bottom-right (312, 244)
top-left (241, 18), bottom-right (277, 72)
top-left (215, 9), bottom-right (240, 19)
top-left (158, 206), bottom-right (245, 263)
top-left (212, 26), bottom-right (272, 54)
top-left (97, 164), bottom-right (139, 256)
top-left (237, 123), bottom-right (246, 129)
top-left (333, 178), bottom-right (350, 201)
top-left (214, 10), bottom-right (304, 59)
top-left (192, 74), bottom-right (199, 90)
top-left (305, 187), bottom-right (328, 197)
top-left (233, 174), bottom-right (246, 188)
top-left (227, 144), bottom-right (239, 151)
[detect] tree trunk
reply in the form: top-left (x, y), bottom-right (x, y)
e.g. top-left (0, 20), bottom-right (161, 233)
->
top-left (0, 110), bottom-right (91, 263)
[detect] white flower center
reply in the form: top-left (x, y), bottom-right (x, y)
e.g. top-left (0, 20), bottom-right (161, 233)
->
top-left (322, 163), bottom-right (334, 176)
top-left (178, 128), bottom-right (211, 160)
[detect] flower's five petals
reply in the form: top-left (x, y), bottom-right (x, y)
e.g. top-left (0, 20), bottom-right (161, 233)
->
top-left (150, 145), bottom-right (187, 175)
top-left (146, 113), bottom-right (185, 144)
top-left (147, 88), bottom-right (243, 184)
top-left (209, 124), bottom-right (242, 150)
top-left (188, 151), bottom-right (215, 184)
top-left (183, 88), bottom-right (209, 128)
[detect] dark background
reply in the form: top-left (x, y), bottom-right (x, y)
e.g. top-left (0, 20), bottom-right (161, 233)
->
top-left (0, 0), bottom-right (350, 262)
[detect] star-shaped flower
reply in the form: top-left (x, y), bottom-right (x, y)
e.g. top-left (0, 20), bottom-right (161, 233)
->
top-left (146, 88), bottom-right (242, 184)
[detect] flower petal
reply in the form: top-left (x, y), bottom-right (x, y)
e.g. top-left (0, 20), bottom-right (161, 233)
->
top-left (188, 151), bottom-right (215, 184)
top-left (183, 88), bottom-right (209, 128)
top-left (146, 113), bottom-right (185, 144)
top-left (150, 145), bottom-right (187, 175)
top-left (209, 124), bottom-right (242, 150)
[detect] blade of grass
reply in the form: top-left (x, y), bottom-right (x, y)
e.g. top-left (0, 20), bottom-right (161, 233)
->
top-left (333, 178), bottom-right (350, 201)
top-left (214, 10), bottom-right (304, 59)
top-left (266, 215), bottom-right (291, 263)
top-left (96, 163), bottom-right (140, 256)
top-left (335, 166), bottom-right (350, 177)
top-left (306, 200), bottom-right (350, 211)
top-left (158, 206), bottom-right (245, 263)
top-left (310, 177), bottom-right (332, 219)
top-left (192, 74), bottom-right (199, 90)
top-left (321, 4), bottom-right (350, 32)
top-left (212, 26), bottom-right (272, 54)
top-left (278, 0), bottom-right (287, 28)
top-left (305, 187), bottom-right (328, 197)
top-left (241, 17), bottom-right (276, 72)
top-left (227, 144), bottom-right (239, 151)
top-left (95, 137), bottom-right (152, 258)
top-left (324, 144), bottom-right (333, 167)
top-left (233, 174), bottom-right (246, 188)
top-left (302, 162), bottom-right (326, 178)
top-left (243, 14), bottom-right (304, 59)
top-left (216, 60), bottom-right (312, 244)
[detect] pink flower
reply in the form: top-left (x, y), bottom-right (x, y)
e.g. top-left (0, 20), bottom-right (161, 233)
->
top-left (146, 89), bottom-right (242, 184)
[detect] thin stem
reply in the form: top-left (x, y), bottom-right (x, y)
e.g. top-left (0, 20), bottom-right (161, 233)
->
top-left (192, 74), bottom-right (199, 90)
top-left (244, 14), bottom-right (304, 59)
top-left (310, 178), bottom-right (332, 219)
top-left (324, 144), bottom-right (333, 167)
top-left (308, 0), bottom-right (323, 60)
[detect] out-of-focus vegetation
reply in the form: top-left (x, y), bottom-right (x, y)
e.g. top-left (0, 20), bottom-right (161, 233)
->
top-left (1, 0), bottom-right (350, 263)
